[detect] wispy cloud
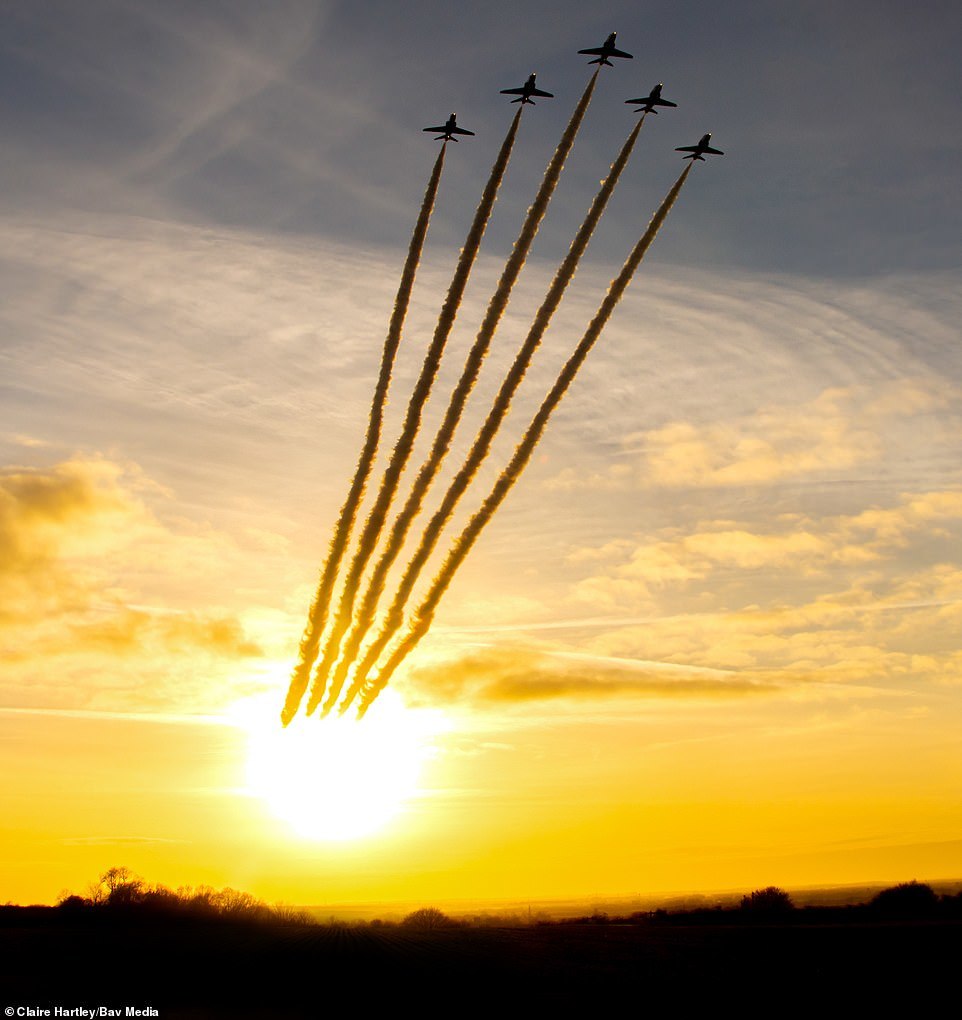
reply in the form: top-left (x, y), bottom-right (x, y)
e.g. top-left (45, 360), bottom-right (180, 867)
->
top-left (401, 643), bottom-right (766, 709)
top-left (0, 456), bottom-right (272, 713)
top-left (571, 485), bottom-right (962, 605)
top-left (1, 211), bottom-right (960, 725)
top-left (60, 835), bottom-right (188, 847)
top-left (547, 380), bottom-right (957, 491)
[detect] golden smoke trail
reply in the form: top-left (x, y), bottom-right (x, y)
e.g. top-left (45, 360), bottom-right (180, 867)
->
top-left (280, 145), bottom-right (447, 725)
top-left (323, 73), bottom-right (601, 715)
top-left (358, 162), bottom-right (693, 717)
top-left (304, 108), bottom-right (523, 717)
top-left (338, 114), bottom-right (647, 714)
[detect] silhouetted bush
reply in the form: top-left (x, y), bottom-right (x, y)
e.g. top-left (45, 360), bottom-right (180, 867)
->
top-left (944, 891), bottom-right (962, 918)
top-left (56, 894), bottom-right (91, 913)
top-left (740, 887), bottom-right (795, 916)
top-left (871, 881), bottom-right (939, 918)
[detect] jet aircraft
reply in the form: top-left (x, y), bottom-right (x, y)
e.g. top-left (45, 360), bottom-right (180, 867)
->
top-left (500, 73), bottom-right (554, 105)
top-left (423, 114), bottom-right (475, 142)
top-left (578, 32), bottom-right (633, 66)
top-left (675, 133), bottom-right (724, 160)
top-left (625, 83), bottom-right (677, 114)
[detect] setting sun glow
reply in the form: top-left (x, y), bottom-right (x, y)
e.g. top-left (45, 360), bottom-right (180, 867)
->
top-left (238, 690), bottom-right (444, 841)
top-left (3, 0), bottom-right (962, 925)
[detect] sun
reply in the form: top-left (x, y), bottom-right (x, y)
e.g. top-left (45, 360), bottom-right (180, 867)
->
top-left (235, 688), bottom-right (445, 842)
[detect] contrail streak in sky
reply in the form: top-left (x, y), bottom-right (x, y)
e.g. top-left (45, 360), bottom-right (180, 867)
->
top-left (357, 162), bottom-right (694, 717)
top-left (305, 108), bottom-right (524, 717)
top-left (281, 144), bottom-right (447, 725)
top-left (338, 113), bottom-right (647, 714)
top-left (323, 73), bottom-right (601, 715)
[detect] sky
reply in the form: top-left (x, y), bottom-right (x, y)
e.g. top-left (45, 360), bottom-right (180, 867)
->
top-left (2, 0), bottom-right (961, 908)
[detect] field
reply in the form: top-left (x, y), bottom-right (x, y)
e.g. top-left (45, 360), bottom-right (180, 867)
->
top-left (3, 910), bottom-right (960, 1014)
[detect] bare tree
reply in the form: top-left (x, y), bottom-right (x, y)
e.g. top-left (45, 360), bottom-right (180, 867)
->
top-left (96, 866), bottom-right (144, 907)
top-left (401, 907), bottom-right (457, 929)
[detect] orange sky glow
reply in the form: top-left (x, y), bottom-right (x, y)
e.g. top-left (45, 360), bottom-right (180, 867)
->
top-left (2, 2), bottom-right (961, 913)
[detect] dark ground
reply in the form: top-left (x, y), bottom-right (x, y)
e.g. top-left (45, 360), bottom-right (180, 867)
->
top-left (2, 913), bottom-right (959, 1015)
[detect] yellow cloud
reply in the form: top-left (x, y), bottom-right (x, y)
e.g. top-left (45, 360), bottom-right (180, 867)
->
top-left (547, 381), bottom-right (956, 492)
top-left (66, 610), bottom-right (262, 659)
top-left (0, 456), bottom-right (267, 712)
top-left (400, 644), bottom-right (767, 708)
top-left (0, 457), bottom-right (148, 574)
top-left (0, 457), bottom-right (157, 622)
top-left (557, 484), bottom-right (962, 699)
top-left (578, 574), bottom-right (962, 689)
top-left (572, 487), bottom-right (962, 612)
top-left (643, 388), bottom-right (879, 488)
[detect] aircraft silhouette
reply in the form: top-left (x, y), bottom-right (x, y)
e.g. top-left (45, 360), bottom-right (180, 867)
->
top-left (625, 83), bottom-right (677, 114)
top-left (675, 133), bottom-right (724, 160)
top-left (422, 114), bottom-right (475, 142)
top-left (578, 32), bottom-right (633, 66)
top-left (500, 73), bottom-right (554, 105)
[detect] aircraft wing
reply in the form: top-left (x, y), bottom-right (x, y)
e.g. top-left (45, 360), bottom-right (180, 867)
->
top-left (578, 44), bottom-right (633, 62)
top-left (675, 143), bottom-right (725, 157)
top-left (450, 125), bottom-right (475, 136)
top-left (501, 82), bottom-right (553, 104)
top-left (625, 97), bottom-right (677, 108)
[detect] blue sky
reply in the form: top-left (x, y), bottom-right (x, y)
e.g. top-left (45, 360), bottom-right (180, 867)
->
top-left (2, 0), bottom-right (960, 274)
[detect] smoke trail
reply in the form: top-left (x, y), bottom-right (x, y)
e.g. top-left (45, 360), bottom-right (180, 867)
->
top-left (322, 73), bottom-right (601, 715)
top-left (304, 108), bottom-right (523, 717)
top-left (280, 145), bottom-right (447, 726)
top-left (358, 162), bottom-right (693, 717)
top-left (338, 114), bottom-right (647, 714)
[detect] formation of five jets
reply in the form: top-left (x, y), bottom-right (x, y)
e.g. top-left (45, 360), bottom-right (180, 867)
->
top-left (423, 33), bottom-right (724, 160)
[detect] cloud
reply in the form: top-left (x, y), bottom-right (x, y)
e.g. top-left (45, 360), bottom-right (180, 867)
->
top-left (575, 574), bottom-right (962, 685)
top-left (844, 491), bottom-right (962, 544)
top-left (569, 487), bottom-right (962, 611)
top-left (641, 389), bottom-right (878, 488)
top-left (545, 481), bottom-right (962, 697)
top-left (1, 210), bottom-right (959, 724)
top-left (393, 614), bottom-right (943, 713)
top-left (547, 381), bottom-right (956, 492)
top-left (60, 835), bottom-right (187, 847)
top-left (400, 643), bottom-right (770, 709)
top-left (0, 457), bottom-right (153, 605)
top-left (0, 456), bottom-right (268, 712)
top-left (65, 610), bottom-right (262, 659)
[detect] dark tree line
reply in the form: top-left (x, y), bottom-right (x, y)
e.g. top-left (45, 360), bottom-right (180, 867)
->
top-left (556, 882), bottom-right (962, 927)
top-left (7, 871), bottom-right (958, 930)
top-left (54, 866), bottom-right (313, 925)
